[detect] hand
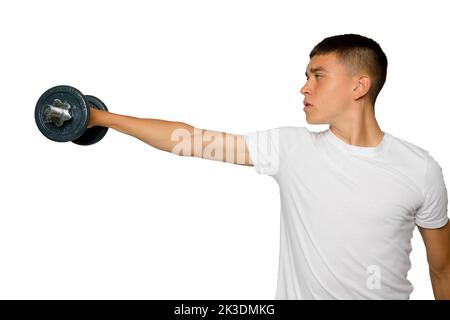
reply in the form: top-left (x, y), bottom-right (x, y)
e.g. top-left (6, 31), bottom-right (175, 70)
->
top-left (87, 107), bottom-right (99, 128)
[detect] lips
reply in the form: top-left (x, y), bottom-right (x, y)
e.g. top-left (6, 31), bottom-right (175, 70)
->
top-left (303, 101), bottom-right (312, 107)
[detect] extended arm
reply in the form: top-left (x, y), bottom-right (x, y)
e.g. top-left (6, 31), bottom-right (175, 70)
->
top-left (88, 108), bottom-right (253, 166)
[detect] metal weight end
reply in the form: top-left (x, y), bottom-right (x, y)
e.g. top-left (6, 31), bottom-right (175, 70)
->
top-left (43, 99), bottom-right (72, 127)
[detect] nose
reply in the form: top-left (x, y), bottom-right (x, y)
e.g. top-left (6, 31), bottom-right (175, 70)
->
top-left (300, 81), bottom-right (310, 96)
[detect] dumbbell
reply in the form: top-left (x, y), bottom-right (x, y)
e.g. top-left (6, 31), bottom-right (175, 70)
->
top-left (35, 85), bottom-right (109, 145)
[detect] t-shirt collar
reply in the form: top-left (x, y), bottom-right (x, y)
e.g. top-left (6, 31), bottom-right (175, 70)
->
top-left (324, 128), bottom-right (391, 157)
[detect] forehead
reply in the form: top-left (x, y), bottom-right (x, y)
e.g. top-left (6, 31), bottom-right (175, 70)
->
top-left (305, 53), bottom-right (342, 73)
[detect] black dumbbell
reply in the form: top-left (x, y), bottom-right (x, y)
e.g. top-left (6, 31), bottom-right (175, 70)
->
top-left (35, 85), bottom-right (109, 145)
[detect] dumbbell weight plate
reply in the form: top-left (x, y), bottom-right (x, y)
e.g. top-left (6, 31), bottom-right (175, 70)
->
top-left (72, 95), bottom-right (109, 146)
top-left (35, 85), bottom-right (89, 142)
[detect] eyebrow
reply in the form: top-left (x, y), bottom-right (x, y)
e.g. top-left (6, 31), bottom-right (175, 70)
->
top-left (305, 67), bottom-right (328, 77)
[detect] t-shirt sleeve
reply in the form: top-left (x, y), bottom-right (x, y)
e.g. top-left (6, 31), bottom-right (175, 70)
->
top-left (244, 127), bottom-right (281, 176)
top-left (415, 154), bottom-right (449, 229)
top-left (244, 126), bottom-right (309, 177)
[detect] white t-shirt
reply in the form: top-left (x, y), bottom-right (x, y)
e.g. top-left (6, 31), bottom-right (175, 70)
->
top-left (244, 127), bottom-right (448, 300)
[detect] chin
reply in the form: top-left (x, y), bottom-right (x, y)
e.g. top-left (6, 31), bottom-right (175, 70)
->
top-left (305, 112), bottom-right (330, 125)
top-left (306, 116), bottom-right (324, 125)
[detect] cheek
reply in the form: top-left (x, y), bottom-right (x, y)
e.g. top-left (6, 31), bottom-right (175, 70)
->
top-left (315, 79), bottom-right (347, 103)
top-left (316, 83), bottom-right (348, 114)
top-left (328, 81), bottom-right (351, 104)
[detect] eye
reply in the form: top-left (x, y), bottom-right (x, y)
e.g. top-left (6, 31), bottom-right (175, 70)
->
top-left (306, 74), bottom-right (322, 81)
top-left (306, 74), bottom-right (321, 80)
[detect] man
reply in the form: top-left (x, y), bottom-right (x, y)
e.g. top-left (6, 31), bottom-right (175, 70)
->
top-left (87, 34), bottom-right (449, 299)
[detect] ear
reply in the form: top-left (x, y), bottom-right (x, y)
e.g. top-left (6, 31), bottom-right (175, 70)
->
top-left (352, 75), bottom-right (371, 101)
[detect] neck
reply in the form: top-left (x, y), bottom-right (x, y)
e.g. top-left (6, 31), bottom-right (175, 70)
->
top-left (329, 104), bottom-right (384, 147)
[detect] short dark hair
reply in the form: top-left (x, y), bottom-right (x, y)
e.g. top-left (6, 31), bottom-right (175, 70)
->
top-left (309, 34), bottom-right (388, 106)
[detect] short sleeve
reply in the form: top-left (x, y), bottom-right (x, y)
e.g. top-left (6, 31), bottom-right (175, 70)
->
top-left (415, 155), bottom-right (449, 228)
top-left (244, 128), bottom-right (281, 176)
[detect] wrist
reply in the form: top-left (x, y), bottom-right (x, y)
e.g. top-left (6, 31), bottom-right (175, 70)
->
top-left (88, 107), bottom-right (108, 128)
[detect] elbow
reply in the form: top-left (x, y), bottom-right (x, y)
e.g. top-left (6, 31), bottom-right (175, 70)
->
top-left (169, 122), bottom-right (196, 157)
top-left (160, 121), bottom-right (193, 157)
top-left (430, 262), bottom-right (450, 280)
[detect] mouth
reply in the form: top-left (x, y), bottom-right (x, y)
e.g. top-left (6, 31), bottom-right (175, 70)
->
top-left (303, 102), bottom-right (313, 110)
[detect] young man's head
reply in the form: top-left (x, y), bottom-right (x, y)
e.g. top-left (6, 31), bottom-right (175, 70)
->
top-left (301, 34), bottom-right (388, 125)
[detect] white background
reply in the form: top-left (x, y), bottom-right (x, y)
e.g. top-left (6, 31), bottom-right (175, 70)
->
top-left (0, 0), bottom-right (448, 299)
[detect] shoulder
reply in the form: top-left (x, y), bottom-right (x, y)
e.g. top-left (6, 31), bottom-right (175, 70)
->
top-left (244, 126), bottom-right (312, 148)
top-left (385, 132), bottom-right (431, 172)
top-left (387, 133), bottom-right (446, 203)
top-left (388, 133), bottom-right (429, 156)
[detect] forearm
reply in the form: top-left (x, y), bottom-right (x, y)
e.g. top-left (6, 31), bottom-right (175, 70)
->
top-left (430, 269), bottom-right (450, 300)
top-left (89, 108), bottom-right (193, 155)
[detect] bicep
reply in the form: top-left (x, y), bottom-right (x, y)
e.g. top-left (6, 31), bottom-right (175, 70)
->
top-left (418, 220), bottom-right (450, 275)
top-left (185, 127), bottom-right (253, 166)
